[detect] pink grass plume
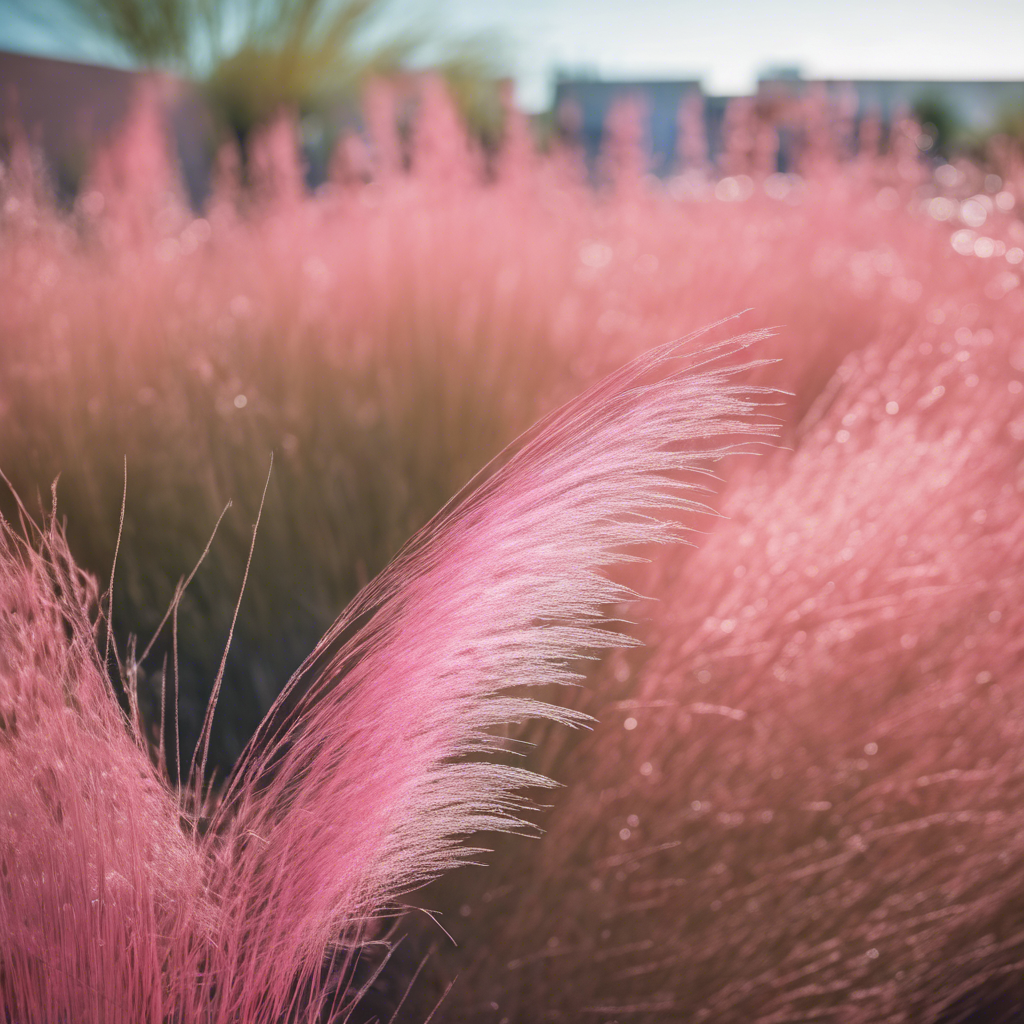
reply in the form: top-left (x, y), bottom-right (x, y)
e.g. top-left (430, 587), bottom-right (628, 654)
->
top-left (200, 327), bottom-right (776, 1011)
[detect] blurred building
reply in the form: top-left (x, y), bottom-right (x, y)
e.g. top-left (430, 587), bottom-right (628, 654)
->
top-left (6, 47), bottom-right (1024, 193)
top-left (757, 73), bottom-right (1024, 135)
top-left (553, 74), bottom-right (704, 176)
top-left (554, 69), bottom-right (1024, 174)
top-left (0, 49), bottom-right (212, 202)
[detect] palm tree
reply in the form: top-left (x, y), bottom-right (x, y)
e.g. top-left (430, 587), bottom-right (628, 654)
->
top-left (56, 0), bottom-right (506, 140)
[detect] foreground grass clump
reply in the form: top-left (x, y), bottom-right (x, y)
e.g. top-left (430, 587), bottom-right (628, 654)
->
top-left (2, 77), bottom-right (1024, 1020)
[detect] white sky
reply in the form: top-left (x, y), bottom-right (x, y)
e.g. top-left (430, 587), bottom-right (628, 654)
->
top-left (2, 0), bottom-right (1022, 110)
top-left (408, 0), bottom-right (1024, 108)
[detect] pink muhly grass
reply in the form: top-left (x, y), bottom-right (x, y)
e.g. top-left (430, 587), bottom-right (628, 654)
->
top-left (3, 84), bottom-right (1020, 750)
top-left (3, 74), bottom-right (1022, 1020)
top-left (0, 513), bottom-right (206, 1024)
top-left (0, 330), bottom-right (772, 1021)
top-left (427, 326), bottom-right (1024, 1022)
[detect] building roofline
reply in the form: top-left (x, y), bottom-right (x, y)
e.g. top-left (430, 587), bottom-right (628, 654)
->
top-left (0, 46), bottom-right (138, 76)
top-left (554, 76), bottom-right (703, 88)
top-left (759, 75), bottom-right (1024, 87)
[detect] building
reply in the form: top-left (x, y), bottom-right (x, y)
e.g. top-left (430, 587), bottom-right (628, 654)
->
top-left (757, 74), bottom-right (1024, 138)
top-left (0, 49), bottom-right (212, 202)
top-left (552, 70), bottom-right (1024, 175)
top-left (552, 75), bottom-right (704, 176)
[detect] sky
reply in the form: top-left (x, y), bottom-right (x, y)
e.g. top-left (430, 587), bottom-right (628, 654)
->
top-left (1, 0), bottom-right (1023, 110)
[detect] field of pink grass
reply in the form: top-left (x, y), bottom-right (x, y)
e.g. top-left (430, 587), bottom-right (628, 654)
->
top-left (1, 77), bottom-right (1024, 1021)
